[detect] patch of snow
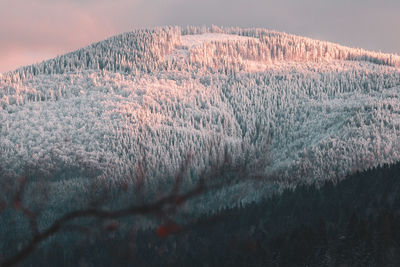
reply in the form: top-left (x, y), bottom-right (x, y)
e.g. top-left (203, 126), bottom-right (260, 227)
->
top-left (181, 33), bottom-right (258, 48)
top-left (166, 33), bottom-right (259, 62)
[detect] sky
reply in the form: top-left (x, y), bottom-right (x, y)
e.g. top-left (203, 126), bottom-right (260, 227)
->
top-left (1, 0), bottom-right (399, 73)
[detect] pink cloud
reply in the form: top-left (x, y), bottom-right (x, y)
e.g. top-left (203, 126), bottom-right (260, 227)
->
top-left (0, 0), bottom-right (117, 72)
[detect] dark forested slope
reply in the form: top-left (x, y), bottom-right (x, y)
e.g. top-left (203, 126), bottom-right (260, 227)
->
top-left (18, 162), bottom-right (400, 266)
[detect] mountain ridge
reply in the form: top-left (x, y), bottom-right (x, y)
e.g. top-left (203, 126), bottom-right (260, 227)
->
top-left (2, 26), bottom-right (399, 81)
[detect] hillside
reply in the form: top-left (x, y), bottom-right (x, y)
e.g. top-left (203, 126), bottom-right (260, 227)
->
top-left (1, 26), bottom-right (400, 211)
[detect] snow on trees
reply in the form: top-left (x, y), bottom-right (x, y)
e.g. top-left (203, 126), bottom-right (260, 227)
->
top-left (1, 26), bottom-right (400, 212)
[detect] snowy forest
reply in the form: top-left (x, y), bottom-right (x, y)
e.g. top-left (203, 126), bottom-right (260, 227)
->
top-left (1, 25), bottom-right (400, 266)
top-left (1, 26), bottom-right (400, 194)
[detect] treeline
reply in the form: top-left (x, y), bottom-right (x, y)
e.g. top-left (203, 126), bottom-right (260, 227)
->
top-left (19, 161), bottom-right (400, 266)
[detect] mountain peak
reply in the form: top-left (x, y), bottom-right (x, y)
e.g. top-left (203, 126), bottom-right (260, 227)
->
top-left (3, 26), bottom-right (399, 81)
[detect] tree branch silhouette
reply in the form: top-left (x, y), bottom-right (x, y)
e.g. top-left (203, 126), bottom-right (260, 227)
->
top-left (0, 153), bottom-right (251, 267)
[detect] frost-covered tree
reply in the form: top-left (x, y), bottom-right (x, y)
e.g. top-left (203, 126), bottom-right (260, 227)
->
top-left (1, 26), bottom-right (400, 214)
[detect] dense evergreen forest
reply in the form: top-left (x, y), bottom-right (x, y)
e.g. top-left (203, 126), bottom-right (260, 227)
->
top-left (1, 27), bottom-right (400, 214)
top-left (2, 26), bottom-right (400, 266)
top-left (17, 161), bottom-right (400, 266)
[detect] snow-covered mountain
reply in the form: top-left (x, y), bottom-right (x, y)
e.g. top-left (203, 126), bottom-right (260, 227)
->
top-left (1, 26), bottom-right (400, 209)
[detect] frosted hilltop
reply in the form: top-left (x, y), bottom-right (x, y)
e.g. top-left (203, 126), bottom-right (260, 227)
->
top-left (1, 26), bottom-right (400, 210)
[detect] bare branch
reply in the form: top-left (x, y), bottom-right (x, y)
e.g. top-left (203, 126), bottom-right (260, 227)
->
top-left (0, 172), bottom-right (207, 267)
top-left (1, 144), bottom-right (262, 267)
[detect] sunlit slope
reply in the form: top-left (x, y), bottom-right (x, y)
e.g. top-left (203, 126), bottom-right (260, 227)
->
top-left (1, 26), bottom-right (400, 193)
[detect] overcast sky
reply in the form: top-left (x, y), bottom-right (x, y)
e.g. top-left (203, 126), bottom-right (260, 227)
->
top-left (1, 0), bottom-right (399, 73)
